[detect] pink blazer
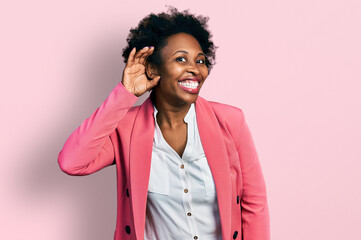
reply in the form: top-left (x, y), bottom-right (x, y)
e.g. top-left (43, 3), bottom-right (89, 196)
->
top-left (58, 83), bottom-right (270, 240)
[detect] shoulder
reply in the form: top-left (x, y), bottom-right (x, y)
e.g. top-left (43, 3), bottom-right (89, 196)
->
top-left (114, 103), bottom-right (142, 130)
top-left (210, 101), bottom-right (245, 118)
top-left (196, 97), bottom-right (248, 146)
top-left (198, 97), bottom-right (246, 125)
top-left (117, 97), bottom-right (153, 125)
top-left (128, 104), bottom-right (141, 115)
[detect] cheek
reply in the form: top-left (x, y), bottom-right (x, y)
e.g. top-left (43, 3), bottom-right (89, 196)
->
top-left (201, 67), bottom-right (209, 79)
top-left (161, 65), bottom-right (184, 80)
top-left (172, 65), bottom-right (186, 77)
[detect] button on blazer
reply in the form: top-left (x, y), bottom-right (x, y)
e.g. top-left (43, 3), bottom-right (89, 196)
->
top-left (58, 83), bottom-right (270, 240)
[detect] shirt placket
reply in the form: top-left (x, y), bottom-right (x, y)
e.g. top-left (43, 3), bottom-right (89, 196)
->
top-left (180, 107), bottom-right (200, 240)
top-left (153, 103), bottom-right (200, 239)
top-left (179, 160), bottom-right (199, 240)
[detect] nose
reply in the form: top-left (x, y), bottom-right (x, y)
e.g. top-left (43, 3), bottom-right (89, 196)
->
top-left (186, 61), bottom-right (200, 76)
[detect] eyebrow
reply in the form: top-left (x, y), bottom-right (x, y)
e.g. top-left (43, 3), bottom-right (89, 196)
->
top-left (172, 50), bottom-right (205, 57)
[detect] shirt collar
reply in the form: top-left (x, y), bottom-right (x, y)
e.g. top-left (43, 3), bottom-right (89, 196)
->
top-left (153, 103), bottom-right (202, 162)
top-left (153, 103), bottom-right (195, 123)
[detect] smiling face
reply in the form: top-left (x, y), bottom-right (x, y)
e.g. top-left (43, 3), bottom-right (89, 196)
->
top-left (151, 32), bottom-right (209, 107)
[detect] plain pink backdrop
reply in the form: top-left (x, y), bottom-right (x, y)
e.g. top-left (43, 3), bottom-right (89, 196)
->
top-left (1, 0), bottom-right (360, 239)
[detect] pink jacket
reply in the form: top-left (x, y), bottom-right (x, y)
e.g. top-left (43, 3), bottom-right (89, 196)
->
top-left (58, 83), bottom-right (270, 240)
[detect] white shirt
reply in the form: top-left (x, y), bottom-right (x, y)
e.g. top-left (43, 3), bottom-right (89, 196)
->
top-left (144, 103), bottom-right (222, 240)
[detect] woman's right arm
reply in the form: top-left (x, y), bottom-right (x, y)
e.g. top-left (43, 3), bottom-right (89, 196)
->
top-left (58, 46), bottom-right (160, 175)
top-left (58, 82), bottom-right (137, 175)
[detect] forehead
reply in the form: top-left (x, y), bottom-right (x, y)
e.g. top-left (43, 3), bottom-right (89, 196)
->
top-left (161, 33), bottom-right (203, 56)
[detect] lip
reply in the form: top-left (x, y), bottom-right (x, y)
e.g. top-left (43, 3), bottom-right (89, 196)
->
top-left (177, 77), bottom-right (202, 94)
top-left (178, 77), bottom-right (201, 82)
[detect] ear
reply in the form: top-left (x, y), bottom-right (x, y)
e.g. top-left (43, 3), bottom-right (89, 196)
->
top-left (145, 62), bottom-right (160, 80)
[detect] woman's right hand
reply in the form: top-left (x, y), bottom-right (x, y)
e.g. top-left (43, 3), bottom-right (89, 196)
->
top-left (121, 46), bottom-right (161, 97)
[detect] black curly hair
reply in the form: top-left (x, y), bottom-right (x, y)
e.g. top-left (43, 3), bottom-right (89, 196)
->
top-left (122, 7), bottom-right (217, 71)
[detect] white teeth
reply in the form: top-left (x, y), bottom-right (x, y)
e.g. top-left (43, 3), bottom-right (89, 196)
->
top-left (179, 80), bottom-right (199, 89)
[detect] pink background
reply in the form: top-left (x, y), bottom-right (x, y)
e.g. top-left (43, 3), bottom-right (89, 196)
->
top-left (1, 0), bottom-right (360, 239)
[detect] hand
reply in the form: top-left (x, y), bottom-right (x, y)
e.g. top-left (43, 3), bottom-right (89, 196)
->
top-left (121, 46), bottom-right (161, 97)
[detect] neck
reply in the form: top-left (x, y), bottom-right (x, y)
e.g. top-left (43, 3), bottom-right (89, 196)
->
top-left (153, 94), bottom-right (192, 129)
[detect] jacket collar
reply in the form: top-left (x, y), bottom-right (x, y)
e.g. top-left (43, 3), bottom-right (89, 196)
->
top-left (129, 96), bottom-right (231, 240)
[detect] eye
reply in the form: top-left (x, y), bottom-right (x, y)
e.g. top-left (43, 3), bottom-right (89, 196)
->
top-left (175, 57), bottom-right (186, 62)
top-left (197, 59), bottom-right (206, 64)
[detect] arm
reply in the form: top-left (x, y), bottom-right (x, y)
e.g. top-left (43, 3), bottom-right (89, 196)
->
top-left (236, 110), bottom-right (270, 239)
top-left (58, 83), bottom-right (138, 175)
top-left (58, 46), bottom-right (160, 176)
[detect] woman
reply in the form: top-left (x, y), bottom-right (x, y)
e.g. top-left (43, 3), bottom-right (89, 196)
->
top-left (58, 7), bottom-right (270, 240)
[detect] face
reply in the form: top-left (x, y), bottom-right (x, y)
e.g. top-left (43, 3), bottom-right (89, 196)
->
top-left (152, 32), bottom-right (209, 107)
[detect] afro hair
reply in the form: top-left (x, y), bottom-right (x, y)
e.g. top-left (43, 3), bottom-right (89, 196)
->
top-left (122, 7), bottom-right (217, 71)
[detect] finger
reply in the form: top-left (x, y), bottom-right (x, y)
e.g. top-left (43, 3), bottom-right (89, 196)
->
top-left (139, 47), bottom-right (154, 65)
top-left (137, 46), bottom-right (152, 64)
top-left (126, 47), bottom-right (136, 67)
top-left (134, 46), bottom-right (149, 64)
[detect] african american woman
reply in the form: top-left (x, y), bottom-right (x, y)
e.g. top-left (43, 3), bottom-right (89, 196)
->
top-left (58, 7), bottom-right (270, 240)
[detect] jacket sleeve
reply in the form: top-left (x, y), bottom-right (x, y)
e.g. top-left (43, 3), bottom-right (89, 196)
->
top-left (236, 110), bottom-right (270, 239)
top-left (58, 83), bottom-right (138, 175)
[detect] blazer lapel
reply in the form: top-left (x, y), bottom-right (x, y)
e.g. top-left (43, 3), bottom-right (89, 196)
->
top-left (129, 97), bottom-right (155, 240)
top-left (196, 96), bottom-right (232, 240)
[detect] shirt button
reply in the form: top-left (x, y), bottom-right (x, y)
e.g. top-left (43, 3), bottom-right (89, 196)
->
top-left (184, 189), bottom-right (188, 193)
top-left (187, 212), bottom-right (192, 216)
top-left (194, 236), bottom-right (198, 239)
top-left (180, 164), bottom-right (184, 169)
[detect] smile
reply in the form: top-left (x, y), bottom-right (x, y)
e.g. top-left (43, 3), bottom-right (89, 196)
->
top-left (179, 80), bottom-right (199, 89)
top-left (178, 79), bottom-right (200, 93)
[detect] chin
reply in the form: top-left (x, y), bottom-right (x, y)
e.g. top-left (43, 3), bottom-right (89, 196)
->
top-left (183, 94), bottom-right (199, 103)
top-left (177, 85), bottom-right (203, 104)
top-left (154, 85), bottom-right (201, 107)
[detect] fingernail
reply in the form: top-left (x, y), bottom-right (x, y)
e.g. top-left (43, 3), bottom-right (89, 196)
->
top-left (150, 46), bottom-right (154, 49)
top-left (143, 46), bottom-right (149, 49)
